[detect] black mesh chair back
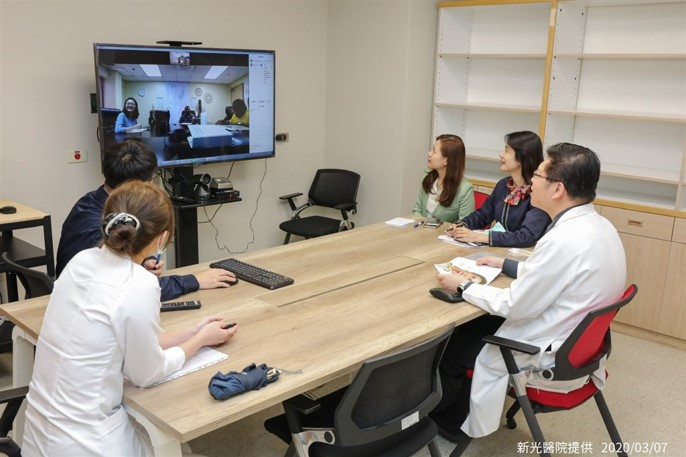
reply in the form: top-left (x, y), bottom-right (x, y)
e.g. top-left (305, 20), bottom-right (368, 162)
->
top-left (264, 325), bottom-right (453, 457)
top-left (279, 169), bottom-right (360, 244)
top-left (332, 326), bottom-right (451, 447)
top-left (308, 169), bottom-right (360, 209)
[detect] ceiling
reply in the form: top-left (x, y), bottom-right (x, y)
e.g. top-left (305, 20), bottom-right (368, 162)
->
top-left (103, 63), bottom-right (248, 84)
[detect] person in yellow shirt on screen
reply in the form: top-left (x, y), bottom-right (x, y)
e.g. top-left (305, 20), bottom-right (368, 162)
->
top-left (228, 98), bottom-right (249, 126)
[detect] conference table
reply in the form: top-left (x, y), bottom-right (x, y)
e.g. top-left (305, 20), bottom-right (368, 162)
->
top-left (0, 219), bottom-right (516, 456)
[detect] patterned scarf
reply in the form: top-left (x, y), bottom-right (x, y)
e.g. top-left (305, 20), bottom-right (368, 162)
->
top-left (504, 178), bottom-right (530, 206)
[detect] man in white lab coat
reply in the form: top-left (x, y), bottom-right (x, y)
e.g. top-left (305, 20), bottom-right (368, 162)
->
top-left (436, 143), bottom-right (627, 450)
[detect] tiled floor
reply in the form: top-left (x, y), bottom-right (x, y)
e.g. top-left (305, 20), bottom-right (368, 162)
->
top-left (2, 331), bottom-right (685, 457)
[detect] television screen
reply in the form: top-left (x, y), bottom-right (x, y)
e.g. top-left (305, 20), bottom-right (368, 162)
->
top-left (93, 43), bottom-right (275, 169)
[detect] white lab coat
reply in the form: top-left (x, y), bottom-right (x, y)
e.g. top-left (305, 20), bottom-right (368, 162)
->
top-left (461, 204), bottom-right (626, 438)
top-left (23, 247), bottom-right (186, 457)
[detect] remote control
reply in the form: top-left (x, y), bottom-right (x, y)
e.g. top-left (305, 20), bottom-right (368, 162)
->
top-left (160, 300), bottom-right (202, 312)
top-left (171, 195), bottom-right (195, 204)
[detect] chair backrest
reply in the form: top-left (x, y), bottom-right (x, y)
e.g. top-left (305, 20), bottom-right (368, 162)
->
top-left (474, 191), bottom-right (489, 211)
top-left (100, 108), bottom-right (121, 134)
top-left (1, 252), bottom-right (54, 299)
top-left (552, 284), bottom-right (637, 381)
top-left (308, 169), bottom-right (360, 209)
top-left (151, 110), bottom-right (171, 136)
top-left (332, 325), bottom-right (454, 447)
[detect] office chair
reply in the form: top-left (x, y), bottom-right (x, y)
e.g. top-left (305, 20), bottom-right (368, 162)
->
top-left (263, 325), bottom-right (454, 457)
top-left (482, 284), bottom-right (638, 457)
top-left (473, 191), bottom-right (489, 211)
top-left (0, 252), bottom-right (54, 353)
top-left (473, 191), bottom-right (492, 229)
top-left (278, 169), bottom-right (360, 245)
top-left (150, 110), bottom-right (171, 136)
top-left (99, 108), bottom-right (122, 134)
top-left (0, 386), bottom-right (29, 457)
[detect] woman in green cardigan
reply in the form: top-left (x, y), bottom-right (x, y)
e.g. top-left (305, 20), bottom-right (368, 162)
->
top-left (412, 134), bottom-right (474, 222)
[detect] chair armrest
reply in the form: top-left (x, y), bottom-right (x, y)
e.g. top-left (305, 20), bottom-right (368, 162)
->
top-left (0, 386), bottom-right (28, 404)
top-left (279, 192), bottom-right (303, 201)
top-left (0, 386), bottom-right (28, 438)
top-left (284, 394), bottom-right (322, 416)
top-left (483, 335), bottom-right (540, 376)
top-left (483, 335), bottom-right (540, 355)
top-left (279, 192), bottom-right (304, 212)
top-left (283, 394), bottom-right (322, 434)
top-left (334, 202), bottom-right (357, 212)
top-left (334, 202), bottom-right (357, 221)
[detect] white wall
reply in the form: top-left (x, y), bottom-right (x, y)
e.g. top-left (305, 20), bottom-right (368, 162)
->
top-left (326, 0), bottom-right (437, 225)
top-left (0, 0), bottom-right (437, 270)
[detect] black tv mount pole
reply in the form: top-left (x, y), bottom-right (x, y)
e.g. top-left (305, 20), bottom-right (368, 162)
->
top-left (156, 40), bottom-right (203, 47)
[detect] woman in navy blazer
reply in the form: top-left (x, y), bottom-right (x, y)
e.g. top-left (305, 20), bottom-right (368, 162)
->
top-left (447, 131), bottom-right (550, 247)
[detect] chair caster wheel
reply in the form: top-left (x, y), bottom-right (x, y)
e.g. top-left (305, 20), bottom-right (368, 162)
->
top-left (506, 418), bottom-right (517, 429)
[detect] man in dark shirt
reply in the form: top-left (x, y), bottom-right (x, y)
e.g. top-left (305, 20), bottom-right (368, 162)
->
top-left (56, 140), bottom-right (236, 301)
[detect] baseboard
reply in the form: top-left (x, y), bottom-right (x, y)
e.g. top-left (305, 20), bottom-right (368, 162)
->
top-left (612, 322), bottom-right (686, 351)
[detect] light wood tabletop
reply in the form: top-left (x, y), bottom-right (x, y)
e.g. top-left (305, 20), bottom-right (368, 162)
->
top-left (0, 219), bottom-right (515, 456)
top-left (0, 200), bottom-right (49, 224)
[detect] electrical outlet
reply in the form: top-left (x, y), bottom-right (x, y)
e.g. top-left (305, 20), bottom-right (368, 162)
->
top-left (68, 149), bottom-right (88, 163)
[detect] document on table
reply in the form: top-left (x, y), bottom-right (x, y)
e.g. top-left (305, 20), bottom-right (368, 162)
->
top-left (148, 347), bottom-right (229, 387)
top-left (437, 235), bottom-right (481, 248)
top-left (385, 217), bottom-right (416, 228)
top-left (434, 257), bottom-right (502, 285)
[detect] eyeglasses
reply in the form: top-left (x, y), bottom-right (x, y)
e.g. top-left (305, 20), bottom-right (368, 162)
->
top-left (532, 171), bottom-right (560, 183)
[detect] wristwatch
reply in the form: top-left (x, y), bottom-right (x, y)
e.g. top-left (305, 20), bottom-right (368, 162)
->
top-left (457, 281), bottom-right (473, 294)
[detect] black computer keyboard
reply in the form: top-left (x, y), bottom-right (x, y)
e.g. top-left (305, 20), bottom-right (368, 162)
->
top-left (209, 258), bottom-right (294, 290)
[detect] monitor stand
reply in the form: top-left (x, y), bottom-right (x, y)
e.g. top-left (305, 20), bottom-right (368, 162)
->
top-left (167, 166), bottom-right (241, 268)
top-left (170, 166), bottom-right (200, 267)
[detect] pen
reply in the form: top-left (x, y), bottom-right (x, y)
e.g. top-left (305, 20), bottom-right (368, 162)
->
top-left (414, 221), bottom-right (424, 229)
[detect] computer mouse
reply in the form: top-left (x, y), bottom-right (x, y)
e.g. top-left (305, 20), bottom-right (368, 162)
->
top-left (0, 205), bottom-right (17, 214)
top-left (430, 287), bottom-right (464, 303)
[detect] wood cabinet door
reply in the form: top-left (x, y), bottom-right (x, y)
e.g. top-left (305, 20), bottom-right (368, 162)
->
top-left (659, 242), bottom-right (686, 339)
top-left (614, 233), bottom-right (671, 333)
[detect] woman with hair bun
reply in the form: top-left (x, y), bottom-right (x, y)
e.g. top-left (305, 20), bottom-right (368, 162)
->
top-left (23, 180), bottom-right (236, 456)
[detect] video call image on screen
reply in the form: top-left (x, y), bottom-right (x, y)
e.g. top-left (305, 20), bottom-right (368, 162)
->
top-left (94, 44), bottom-right (275, 168)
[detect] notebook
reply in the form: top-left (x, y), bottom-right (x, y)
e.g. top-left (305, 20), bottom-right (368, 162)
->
top-left (148, 347), bottom-right (229, 387)
top-left (385, 217), bottom-right (416, 228)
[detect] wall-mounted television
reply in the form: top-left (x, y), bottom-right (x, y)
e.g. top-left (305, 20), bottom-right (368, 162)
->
top-left (93, 43), bottom-right (275, 169)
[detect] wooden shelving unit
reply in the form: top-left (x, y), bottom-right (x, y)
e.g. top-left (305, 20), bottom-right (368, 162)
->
top-left (434, 0), bottom-right (686, 344)
top-left (547, 1), bottom-right (686, 210)
top-left (433, 0), bottom-right (552, 183)
top-left (434, 0), bottom-right (686, 211)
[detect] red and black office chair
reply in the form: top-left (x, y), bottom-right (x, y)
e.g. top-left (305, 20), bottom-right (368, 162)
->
top-left (482, 284), bottom-right (637, 457)
top-left (279, 169), bottom-right (360, 245)
top-left (473, 191), bottom-right (489, 211)
top-left (264, 325), bottom-right (454, 457)
top-left (472, 191), bottom-right (492, 229)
